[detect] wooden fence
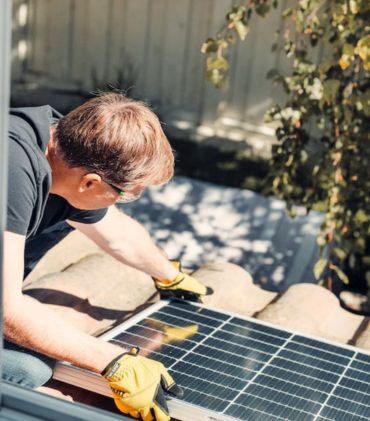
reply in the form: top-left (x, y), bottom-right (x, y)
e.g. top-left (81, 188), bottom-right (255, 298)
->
top-left (11, 0), bottom-right (303, 142)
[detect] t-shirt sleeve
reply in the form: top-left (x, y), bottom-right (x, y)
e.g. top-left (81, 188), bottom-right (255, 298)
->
top-left (6, 139), bottom-right (37, 235)
top-left (67, 207), bottom-right (108, 224)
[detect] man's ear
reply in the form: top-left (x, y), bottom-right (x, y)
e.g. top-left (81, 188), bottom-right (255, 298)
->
top-left (45, 128), bottom-right (57, 159)
top-left (79, 173), bottom-right (102, 192)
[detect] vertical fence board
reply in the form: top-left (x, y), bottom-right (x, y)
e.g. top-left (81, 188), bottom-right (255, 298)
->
top-left (69, 0), bottom-right (90, 87)
top-left (160, 0), bottom-right (191, 113)
top-left (121, 0), bottom-right (149, 98)
top-left (85, 0), bottom-right (112, 89)
top-left (47, 0), bottom-right (72, 81)
top-left (107, 0), bottom-right (127, 89)
top-left (11, 0), bottom-right (23, 79)
top-left (142, 0), bottom-right (166, 106)
top-left (28, 0), bottom-right (50, 75)
top-left (181, 0), bottom-right (211, 122)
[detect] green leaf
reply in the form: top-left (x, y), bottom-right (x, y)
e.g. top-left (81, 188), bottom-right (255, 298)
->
top-left (321, 79), bottom-right (341, 104)
top-left (333, 247), bottom-right (347, 260)
top-left (349, 254), bottom-right (357, 269)
top-left (349, 0), bottom-right (359, 14)
top-left (355, 35), bottom-right (370, 71)
top-left (207, 69), bottom-right (224, 88)
top-left (314, 258), bottom-right (328, 279)
top-left (234, 21), bottom-right (249, 41)
top-left (266, 69), bottom-right (279, 79)
top-left (228, 5), bottom-right (246, 22)
top-left (331, 265), bottom-right (350, 284)
top-left (343, 43), bottom-right (355, 56)
top-left (207, 57), bottom-right (229, 71)
top-left (299, 0), bottom-right (309, 9)
top-left (362, 256), bottom-right (370, 266)
top-left (282, 7), bottom-right (293, 17)
top-left (201, 38), bottom-right (219, 54)
top-left (355, 209), bottom-right (369, 223)
top-left (255, 3), bottom-right (271, 16)
top-left (272, 176), bottom-right (280, 189)
top-left (317, 236), bottom-right (326, 247)
top-left (300, 150), bottom-right (308, 163)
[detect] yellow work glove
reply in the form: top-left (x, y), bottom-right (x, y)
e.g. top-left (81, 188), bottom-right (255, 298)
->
top-left (153, 261), bottom-right (213, 302)
top-left (102, 347), bottom-right (183, 421)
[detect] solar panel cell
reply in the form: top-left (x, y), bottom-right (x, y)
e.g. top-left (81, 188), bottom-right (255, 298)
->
top-left (189, 344), bottom-right (265, 372)
top-left (346, 367), bottom-right (370, 383)
top-left (203, 335), bottom-right (276, 362)
top-left (318, 404), bottom-right (367, 420)
top-left (253, 374), bottom-right (327, 404)
top-left (326, 396), bottom-right (370, 418)
top-left (286, 340), bottom-right (352, 366)
top-left (278, 349), bottom-right (346, 374)
top-left (231, 390), bottom-right (317, 420)
top-left (230, 317), bottom-right (291, 339)
top-left (270, 357), bottom-right (341, 384)
top-left (340, 377), bottom-right (370, 395)
top-left (260, 365), bottom-right (335, 394)
top-left (179, 386), bottom-right (228, 412)
top-left (356, 353), bottom-right (370, 364)
top-left (226, 403), bottom-right (286, 421)
top-left (292, 335), bottom-right (354, 358)
top-left (223, 323), bottom-right (288, 347)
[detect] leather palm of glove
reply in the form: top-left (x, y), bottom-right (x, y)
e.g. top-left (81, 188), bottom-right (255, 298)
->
top-left (102, 347), bottom-right (183, 421)
top-left (154, 261), bottom-right (213, 302)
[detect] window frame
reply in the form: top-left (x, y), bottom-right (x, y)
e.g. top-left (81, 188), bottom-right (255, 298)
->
top-left (0, 2), bottom-right (126, 419)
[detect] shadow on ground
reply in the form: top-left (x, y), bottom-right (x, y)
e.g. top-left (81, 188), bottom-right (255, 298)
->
top-left (120, 177), bottom-right (324, 292)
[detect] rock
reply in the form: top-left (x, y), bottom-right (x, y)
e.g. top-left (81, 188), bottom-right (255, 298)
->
top-left (192, 262), bottom-right (276, 316)
top-left (24, 230), bottom-right (101, 287)
top-left (257, 283), bottom-right (364, 343)
top-left (24, 253), bottom-right (158, 334)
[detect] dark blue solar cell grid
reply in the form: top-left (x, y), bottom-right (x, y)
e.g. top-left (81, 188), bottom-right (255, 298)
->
top-left (292, 335), bottom-right (354, 359)
top-left (109, 301), bottom-right (370, 421)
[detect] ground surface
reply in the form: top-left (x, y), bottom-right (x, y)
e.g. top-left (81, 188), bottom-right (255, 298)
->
top-left (120, 176), bottom-right (323, 292)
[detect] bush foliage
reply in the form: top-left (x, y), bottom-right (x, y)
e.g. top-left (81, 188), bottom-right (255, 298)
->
top-left (202, 0), bottom-right (370, 290)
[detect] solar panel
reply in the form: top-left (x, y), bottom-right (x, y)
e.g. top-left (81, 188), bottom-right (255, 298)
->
top-left (54, 300), bottom-right (370, 420)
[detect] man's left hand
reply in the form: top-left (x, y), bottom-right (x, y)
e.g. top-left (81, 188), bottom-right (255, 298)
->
top-left (154, 264), bottom-right (213, 301)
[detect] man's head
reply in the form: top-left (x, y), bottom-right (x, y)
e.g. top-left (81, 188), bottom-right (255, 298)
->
top-left (47, 92), bottom-right (174, 209)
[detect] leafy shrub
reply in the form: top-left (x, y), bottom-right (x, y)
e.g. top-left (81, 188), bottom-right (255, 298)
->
top-left (202, 0), bottom-right (370, 291)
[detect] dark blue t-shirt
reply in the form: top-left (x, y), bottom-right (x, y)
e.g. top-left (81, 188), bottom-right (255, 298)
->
top-left (6, 105), bottom-right (107, 242)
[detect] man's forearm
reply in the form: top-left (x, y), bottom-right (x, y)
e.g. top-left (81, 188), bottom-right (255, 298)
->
top-left (4, 294), bottom-right (123, 373)
top-left (69, 206), bottom-right (179, 281)
top-left (104, 217), bottom-right (178, 280)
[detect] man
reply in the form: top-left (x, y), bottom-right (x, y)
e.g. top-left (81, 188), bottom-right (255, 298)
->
top-left (3, 92), bottom-right (211, 420)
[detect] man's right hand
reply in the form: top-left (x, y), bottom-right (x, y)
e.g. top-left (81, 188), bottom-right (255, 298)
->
top-left (102, 347), bottom-right (183, 420)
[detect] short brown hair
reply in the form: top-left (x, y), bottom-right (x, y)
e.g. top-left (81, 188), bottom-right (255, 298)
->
top-left (55, 92), bottom-right (174, 188)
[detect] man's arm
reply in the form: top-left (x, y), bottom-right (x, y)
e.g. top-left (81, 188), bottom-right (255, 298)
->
top-left (67, 206), bottom-right (179, 281)
top-left (3, 230), bottom-right (124, 372)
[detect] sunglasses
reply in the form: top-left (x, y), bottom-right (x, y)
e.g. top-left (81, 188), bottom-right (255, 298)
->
top-left (103, 179), bottom-right (143, 203)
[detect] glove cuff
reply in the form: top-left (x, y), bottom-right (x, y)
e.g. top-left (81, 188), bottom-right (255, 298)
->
top-left (155, 272), bottom-right (185, 289)
top-left (153, 260), bottom-right (181, 285)
top-left (101, 346), bottom-right (140, 378)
